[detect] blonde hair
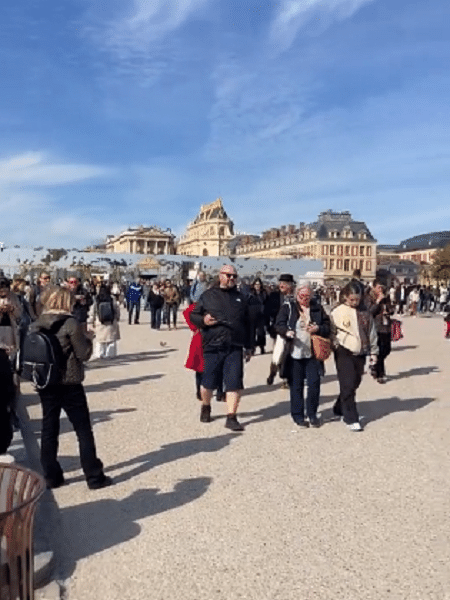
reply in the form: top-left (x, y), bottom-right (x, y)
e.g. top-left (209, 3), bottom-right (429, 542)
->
top-left (41, 286), bottom-right (74, 313)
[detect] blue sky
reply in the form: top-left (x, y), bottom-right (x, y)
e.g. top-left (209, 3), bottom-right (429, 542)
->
top-left (1, 0), bottom-right (449, 249)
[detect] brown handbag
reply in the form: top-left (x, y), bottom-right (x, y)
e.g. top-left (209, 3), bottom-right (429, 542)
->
top-left (311, 334), bottom-right (332, 361)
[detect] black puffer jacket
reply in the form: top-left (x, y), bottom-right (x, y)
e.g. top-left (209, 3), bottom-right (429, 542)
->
top-left (190, 286), bottom-right (252, 351)
top-left (31, 313), bottom-right (92, 384)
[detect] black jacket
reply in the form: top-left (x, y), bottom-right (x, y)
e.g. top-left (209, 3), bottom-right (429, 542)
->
top-left (275, 298), bottom-right (331, 378)
top-left (72, 285), bottom-right (93, 324)
top-left (275, 299), bottom-right (331, 340)
top-left (190, 286), bottom-right (252, 351)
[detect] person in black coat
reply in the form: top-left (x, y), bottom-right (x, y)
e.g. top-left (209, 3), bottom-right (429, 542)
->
top-left (248, 278), bottom-right (268, 354)
top-left (275, 282), bottom-right (330, 428)
top-left (0, 348), bottom-right (15, 454)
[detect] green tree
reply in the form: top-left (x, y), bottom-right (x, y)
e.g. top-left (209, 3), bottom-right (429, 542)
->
top-left (431, 244), bottom-right (450, 283)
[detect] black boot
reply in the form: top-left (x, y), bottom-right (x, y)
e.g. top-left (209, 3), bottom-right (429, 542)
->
top-left (225, 414), bottom-right (244, 431)
top-left (200, 404), bottom-right (211, 423)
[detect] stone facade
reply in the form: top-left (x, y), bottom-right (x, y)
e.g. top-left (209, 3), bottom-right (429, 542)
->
top-left (177, 198), bottom-right (234, 257)
top-left (105, 226), bottom-right (175, 255)
top-left (235, 210), bottom-right (377, 281)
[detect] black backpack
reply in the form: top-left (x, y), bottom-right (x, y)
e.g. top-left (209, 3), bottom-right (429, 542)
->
top-left (21, 317), bottom-right (69, 390)
top-left (97, 299), bottom-right (114, 324)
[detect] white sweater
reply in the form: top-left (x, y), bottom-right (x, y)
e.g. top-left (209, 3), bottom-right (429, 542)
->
top-left (330, 304), bottom-right (378, 355)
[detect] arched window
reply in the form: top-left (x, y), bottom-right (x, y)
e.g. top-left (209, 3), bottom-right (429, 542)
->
top-left (202, 248), bottom-right (209, 256)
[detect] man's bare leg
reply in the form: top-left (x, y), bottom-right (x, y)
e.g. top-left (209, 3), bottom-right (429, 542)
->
top-left (226, 391), bottom-right (240, 414)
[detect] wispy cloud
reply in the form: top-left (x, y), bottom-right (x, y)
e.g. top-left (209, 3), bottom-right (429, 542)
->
top-left (0, 152), bottom-right (116, 247)
top-left (206, 56), bottom-right (309, 161)
top-left (85, 0), bottom-right (211, 69)
top-left (111, 0), bottom-right (210, 44)
top-left (0, 152), bottom-right (112, 186)
top-left (270, 0), bottom-right (376, 52)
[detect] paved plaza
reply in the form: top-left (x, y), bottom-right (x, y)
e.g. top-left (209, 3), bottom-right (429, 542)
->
top-left (25, 310), bottom-right (449, 600)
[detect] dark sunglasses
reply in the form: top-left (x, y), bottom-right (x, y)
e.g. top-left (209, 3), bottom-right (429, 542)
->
top-left (221, 273), bottom-right (238, 279)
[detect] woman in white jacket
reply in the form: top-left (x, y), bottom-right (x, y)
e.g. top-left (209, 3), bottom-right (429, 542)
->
top-left (330, 281), bottom-right (378, 431)
top-left (89, 285), bottom-right (120, 359)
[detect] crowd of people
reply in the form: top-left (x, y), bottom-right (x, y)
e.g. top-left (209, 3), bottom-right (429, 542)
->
top-left (0, 266), bottom-right (449, 490)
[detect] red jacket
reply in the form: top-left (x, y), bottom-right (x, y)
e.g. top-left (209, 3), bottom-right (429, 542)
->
top-left (183, 304), bottom-right (204, 372)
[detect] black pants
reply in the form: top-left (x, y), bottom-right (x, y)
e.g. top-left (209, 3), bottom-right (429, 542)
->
top-left (38, 383), bottom-right (105, 486)
top-left (375, 332), bottom-right (391, 378)
top-left (333, 346), bottom-right (366, 424)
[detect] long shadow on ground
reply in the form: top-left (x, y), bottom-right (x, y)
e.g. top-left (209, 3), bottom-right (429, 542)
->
top-left (390, 345), bottom-right (418, 352)
top-left (85, 373), bottom-right (163, 393)
top-left (57, 477), bottom-right (212, 579)
top-left (321, 395), bottom-right (435, 425)
top-left (64, 432), bottom-right (238, 486)
top-left (87, 349), bottom-right (177, 370)
top-left (388, 366), bottom-right (439, 380)
top-left (27, 407), bottom-right (137, 440)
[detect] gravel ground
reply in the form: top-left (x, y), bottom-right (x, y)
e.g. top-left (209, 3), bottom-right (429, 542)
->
top-left (25, 310), bottom-right (450, 600)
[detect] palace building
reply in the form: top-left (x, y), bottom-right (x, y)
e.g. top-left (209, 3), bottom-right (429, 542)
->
top-left (177, 198), bottom-right (234, 257)
top-left (396, 231), bottom-right (450, 264)
top-left (234, 210), bottom-right (377, 281)
top-left (105, 225), bottom-right (175, 255)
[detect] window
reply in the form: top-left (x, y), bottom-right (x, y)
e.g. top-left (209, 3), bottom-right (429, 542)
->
top-left (352, 246), bottom-right (357, 256)
top-left (345, 245), bottom-right (350, 256)
top-left (359, 259), bottom-right (364, 271)
top-left (360, 246), bottom-right (365, 256)
top-left (330, 245), bottom-right (335, 255)
top-left (329, 258), bottom-right (335, 270)
top-left (322, 245), bottom-right (328, 255)
top-left (352, 259), bottom-right (358, 269)
top-left (323, 259), bottom-right (328, 269)
top-left (337, 259), bottom-right (343, 269)
top-left (344, 259), bottom-right (350, 271)
top-left (366, 246), bottom-right (372, 256)
top-left (366, 260), bottom-right (371, 271)
top-left (338, 245), bottom-right (343, 256)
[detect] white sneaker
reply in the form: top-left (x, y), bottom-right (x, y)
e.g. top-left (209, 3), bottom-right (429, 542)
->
top-left (347, 422), bottom-right (363, 432)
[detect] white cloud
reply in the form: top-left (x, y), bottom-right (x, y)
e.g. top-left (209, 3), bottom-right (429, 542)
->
top-left (95, 0), bottom-right (210, 57)
top-left (270, 0), bottom-right (375, 52)
top-left (0, 152), bottom-right (117, 248)
top-left (0, 152), bottom-right (112, 186)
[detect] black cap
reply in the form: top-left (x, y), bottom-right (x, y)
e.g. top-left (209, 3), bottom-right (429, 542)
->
top-left (279, 273), bottom-right (294, 283)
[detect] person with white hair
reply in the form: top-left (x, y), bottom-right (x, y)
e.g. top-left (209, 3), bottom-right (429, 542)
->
top-left (275, 281), bottom-right (331, 428)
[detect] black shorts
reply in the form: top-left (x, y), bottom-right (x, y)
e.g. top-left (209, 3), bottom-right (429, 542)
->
top-left (202, 347), bottom-right (244, 392)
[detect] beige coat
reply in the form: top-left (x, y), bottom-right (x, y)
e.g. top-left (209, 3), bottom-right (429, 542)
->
top-left (330, 303), bottom-right (378, 355)
top-left (88, 298), bottom-right (121, 344)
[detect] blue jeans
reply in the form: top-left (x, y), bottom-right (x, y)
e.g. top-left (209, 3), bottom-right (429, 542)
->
top-left (164, 304), bottom-right (178, 328)
top-left (128, 300), bottom-right (141, 324)
top-left (150, 306), bottom-right (162, 329)
top-left (289, 357), bottom-right (321, 422)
